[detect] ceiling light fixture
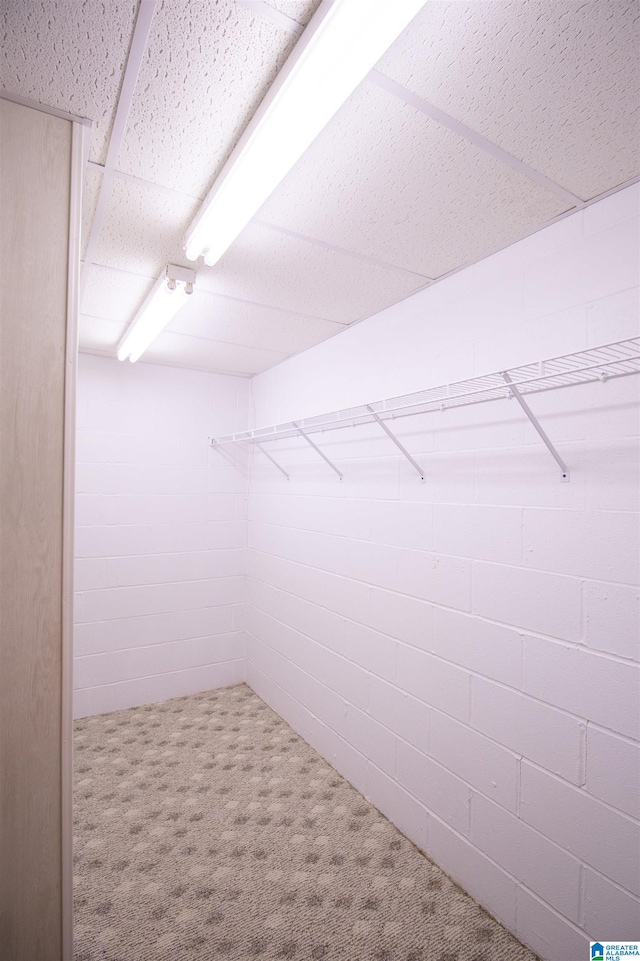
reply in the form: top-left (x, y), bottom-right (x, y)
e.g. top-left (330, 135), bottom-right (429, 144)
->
top-left (117, 264), bottom-right (196, 363)
top-left (183, 0), bottom-right (428, 267)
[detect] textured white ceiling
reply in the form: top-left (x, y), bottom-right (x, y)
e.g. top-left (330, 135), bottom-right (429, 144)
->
top-left (201, 220), bottom-right (428, 323)
top-left (377, 0), bottom-right (640, 202)
top-left (166, 291), bottom-right (345, 354)
top-left (81, 165), bottom-right (105, 260)
top-left (94, 177), bottom-right (199, 277)
top-left (0, 0), bottom-right (137, 164)
top-left (143, 330), bottom-right (288, 375)
top-left (257, 80), bottom-right (570, 279)
top-left (2, 0), bottom-right (638, 376)
top-left (80, 314), bottom-right (129, 354)
top-left (264, 0), bottom-right (321, 27)
top-left (116, 0), bottom-right (298, 198)
top-left (81, 265), bottom-right (154, 325)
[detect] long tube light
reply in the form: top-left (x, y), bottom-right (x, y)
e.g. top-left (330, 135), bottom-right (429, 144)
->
top-left (117, 264), bottom-right (196, 363)
top-left (184, 0), bottom-right (428, 266)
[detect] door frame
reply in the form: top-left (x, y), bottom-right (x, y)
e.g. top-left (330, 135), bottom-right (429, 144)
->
top-left (61, 116), bottom-right (88, 961)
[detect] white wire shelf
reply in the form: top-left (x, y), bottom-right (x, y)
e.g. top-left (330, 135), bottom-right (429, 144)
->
top-left (210, 338), bottom-right (640, 448)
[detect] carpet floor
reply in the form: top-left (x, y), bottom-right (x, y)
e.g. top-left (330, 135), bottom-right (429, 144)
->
top-left (73, 683), bottom-right (539, 961)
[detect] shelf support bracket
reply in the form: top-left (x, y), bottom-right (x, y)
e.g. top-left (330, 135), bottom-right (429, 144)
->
top-left (292, 422), bottom-right (343, 480)
top-left (502, 372), bottom-right (570, 482)
top-left (209, 438), bottom-right (240, 468)
top-left (255, 442), bottom-right (289, 480)
top-left (366, 406), bottom-right (425, 480)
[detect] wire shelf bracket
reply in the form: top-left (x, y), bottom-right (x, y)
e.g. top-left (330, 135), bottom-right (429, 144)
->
top-left (255, 441), bottom-right (290, 480)
top-left (209, 338), bottom-right (640, 483)
top-left (502, 372), bottom-right (570, 481)
top-left (292, 422), bottom-right (343, 480)
top-left (366, 405), bottom-right (425, 480)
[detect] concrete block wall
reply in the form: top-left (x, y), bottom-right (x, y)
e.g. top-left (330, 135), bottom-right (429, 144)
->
top-left (72, 187), bottom-right (639, 959)
top-left (73, 355), bottom-right (250, 717)
top-left (246, 185), bottom-right (640, 960)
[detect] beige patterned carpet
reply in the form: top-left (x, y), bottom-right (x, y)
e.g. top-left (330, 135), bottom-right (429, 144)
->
top-left (73, 684), bottom-right (538, 961)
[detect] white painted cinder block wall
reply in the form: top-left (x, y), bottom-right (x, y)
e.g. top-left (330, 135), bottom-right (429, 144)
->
top-left (73, 356), bottom-right (250, 718)
top-left (246, 184), bottom-right (640, 961)
top-left (73, 186), bottom-right (639, 961)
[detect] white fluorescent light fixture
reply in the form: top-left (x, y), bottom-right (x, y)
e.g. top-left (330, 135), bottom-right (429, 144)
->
top-left (184, 0), bottom-right (428, 266)
top-left (117, 265), bottom-right (196, 363)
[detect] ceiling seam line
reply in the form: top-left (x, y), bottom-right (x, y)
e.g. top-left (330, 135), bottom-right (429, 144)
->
top-left (369, 70), bottom-right (585, 209)
top-left (80, 0), bottom-right (157, 303)
top-left (80, 263), bottom-right (348, 326)
top-left (87, 161), bottom-right (203, 203)
top-left (81, 302), bottom-right (349, 329)
top-left (252, 218), bottom-right (434, 281)
top-left (81, 294), bottom-right (344, 330)
top-left (148, 327), bottom-right (291, 355)
top-left (195, 286), bottom-right (350, 324)
top-left (236, 1), bottom-right (304, 37)
top-left (80, 321), bottom-right (291, 357)
top-left (87, 161), bottom-right (433, 282)
top-left (76, 347), bottom-right (255, 378)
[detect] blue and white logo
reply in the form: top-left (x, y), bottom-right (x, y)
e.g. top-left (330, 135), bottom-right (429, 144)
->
top-left (591, 944), bottom-right (640, 961)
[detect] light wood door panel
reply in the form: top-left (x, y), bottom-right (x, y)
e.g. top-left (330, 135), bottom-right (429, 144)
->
top-left (0, 97), bottom-right (72, 961)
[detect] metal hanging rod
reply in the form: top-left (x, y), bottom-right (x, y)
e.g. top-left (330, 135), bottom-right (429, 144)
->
top-left (209, 338), bottom-right (640, 480)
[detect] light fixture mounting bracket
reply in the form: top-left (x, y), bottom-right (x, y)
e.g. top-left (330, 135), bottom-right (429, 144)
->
top-left (166, 264), bottom-right (196, 286)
